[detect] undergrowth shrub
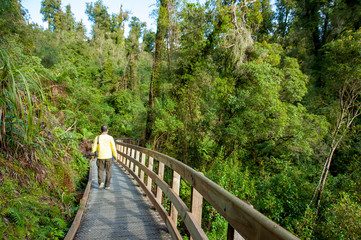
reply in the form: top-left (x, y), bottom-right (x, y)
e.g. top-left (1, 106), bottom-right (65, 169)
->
top-left (320, 192), bottom-right (361, 239)
top-left (203, 155), bottom-right (256, 239)
top-left (0, 42), bottom-right (89, 239)
top-left (254, 165), bottom-right (313, 232)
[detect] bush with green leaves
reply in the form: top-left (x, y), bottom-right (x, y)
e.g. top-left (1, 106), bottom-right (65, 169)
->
top-left (321, 192), bottom-right (361, 239)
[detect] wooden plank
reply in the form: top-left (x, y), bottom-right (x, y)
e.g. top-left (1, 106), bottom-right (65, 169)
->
top-left (125, 147), bottom-right (129, 167)
top-left (170, 171), bottom-right (180, 225)
top-left (117, 145), bottom-right (121, 163)
top-left (147, 156), bottom-right (154, 191)
top-left (140, 152), bottom-right (146, 183)
top-left (156, 162), bottom-right (165, 203)
top-left (135, 150), bottom-right (140, 177)
top-left (130, 148), bottom-right (135, 171)
top-left (191, 187), bottom-right (203, 224)
top-left (124, 146), bottom-right (128, 166)
top-left (190, 187), bottom-right (203, 240)
top-left (120, 145), bottom-right (124, 163)
top-left (123, 145), bottom-right (126, 164)
top-left (116, 143), bottom-right (299, 240)
top-left (115, 144), bottom-right (119, 162)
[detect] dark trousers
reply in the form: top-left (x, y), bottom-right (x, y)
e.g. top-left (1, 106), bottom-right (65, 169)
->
top-left (96, 158), bottom-right (112, 187)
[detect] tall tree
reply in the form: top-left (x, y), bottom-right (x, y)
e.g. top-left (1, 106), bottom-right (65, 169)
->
top-left (124, 17), bottom-right (146, 89)
top-left (63, 4), bottom-right (75, 31)
top-left (142, 29), bottom-right (156, 53)
top-left (255, 0), bottom-right (274, 41)
top-left (1, 0), bottom-right (32, 46)
top-left (283, 0), bottom-right (361, 56)
top-left (309, 29), bottom-right (361, 210)
top-left (40, 0), bottom-right (63, 31)
top-left (274, 0), bottom-right (296, 43)
top-left (110, 6), bottom-right (129, 45)
top-left (144, 0), bottom-right (170, 145)
top-left (85, 0), bottom-right (111, 34)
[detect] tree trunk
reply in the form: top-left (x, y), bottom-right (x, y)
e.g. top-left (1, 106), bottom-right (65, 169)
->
top-left (129, 52), bottom-right (135, 89)
top-left (309, 81), bottom-right (361, 210)
top-left (143, 0), bottom-right (169, 145)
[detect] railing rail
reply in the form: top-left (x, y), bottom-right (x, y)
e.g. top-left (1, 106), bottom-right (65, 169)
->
top-left (64, 161), bottom-right (93, 240)
top-left (115, 140), bottom-right (299, 240)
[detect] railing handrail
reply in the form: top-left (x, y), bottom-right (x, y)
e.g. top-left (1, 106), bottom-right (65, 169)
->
top-left (64, 161), bottom-right (93, 240)
top-left (115, 140), bottom-right (299, 240)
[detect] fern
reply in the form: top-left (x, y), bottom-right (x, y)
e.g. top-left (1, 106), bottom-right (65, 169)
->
top-left (52, 217), bottom-right (67, 229)
top-left (8, 207), bottom-right (24, 226)
top-left (36, 226), bottom-right (51, 240)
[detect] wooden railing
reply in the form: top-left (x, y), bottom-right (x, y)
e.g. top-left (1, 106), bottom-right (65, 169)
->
top-left (64, 161), bottom-right (93, 240)
top-left (115, 140), bottom-right (300, 240)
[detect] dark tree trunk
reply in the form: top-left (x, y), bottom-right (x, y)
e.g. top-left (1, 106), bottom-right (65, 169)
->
top-left (143, 0), bottom-right (169, 145)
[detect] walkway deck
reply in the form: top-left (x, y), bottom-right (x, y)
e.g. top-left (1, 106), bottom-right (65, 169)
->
top-left (75, 160), bottom-right (172, 240)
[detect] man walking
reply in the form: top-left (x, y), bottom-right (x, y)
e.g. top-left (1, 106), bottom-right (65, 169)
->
top-left (91, 125), bottom-right (117, 189)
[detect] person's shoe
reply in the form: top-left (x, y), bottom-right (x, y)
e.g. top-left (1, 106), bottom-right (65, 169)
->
top-left (99, 183), bottom-right (104, 189)
top-left (105, 186), bottom-right (110, 190)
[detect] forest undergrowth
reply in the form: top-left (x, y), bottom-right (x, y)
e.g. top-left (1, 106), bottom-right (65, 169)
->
top-left (0, 41), bottom-right (90, 239)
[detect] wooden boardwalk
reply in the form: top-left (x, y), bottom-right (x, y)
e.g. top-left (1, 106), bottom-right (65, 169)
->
top-left (75, 160), bottom-right (172, 240)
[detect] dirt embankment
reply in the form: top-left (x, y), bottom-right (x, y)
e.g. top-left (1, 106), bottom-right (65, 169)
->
top-left (79, 140), bottom-right (92, 158)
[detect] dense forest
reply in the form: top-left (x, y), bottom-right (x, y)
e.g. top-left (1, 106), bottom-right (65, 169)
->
top-left (0, 0), bottom-right (360, 239)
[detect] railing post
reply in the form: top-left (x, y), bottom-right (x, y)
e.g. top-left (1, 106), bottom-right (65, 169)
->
top-left (140, 153), bottom-right (146, 183)
top-left (130, 148), bottom-right (135, 171)
top-left (126, 147), bottom-right (131, 167)
top-left (227, 224), bottom-right (235, 240)
top-left (147, 156), bottom-right (154, 192)
top-left (170, 171), bottom-right (180, 225)
top-left (119, 145), bottom-right (123, 163)
top-left (123, 146), bottom-right (127, 165)
top-left (156, 161), bottom-right (164, 203)
top-left (135, 150), bottom-right (140, 177)
top-left (190, 187), bottom-right (203, 240)
top-left (115, 144), bottom-right (119, 162)
top-left (123, 146), bottom-right (126, 165)
top-left (119, 144), bottom-right (123, 163)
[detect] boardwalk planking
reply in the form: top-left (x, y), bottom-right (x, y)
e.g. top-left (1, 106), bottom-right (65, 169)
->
top-left (75, 160), bottom-right (172, 240)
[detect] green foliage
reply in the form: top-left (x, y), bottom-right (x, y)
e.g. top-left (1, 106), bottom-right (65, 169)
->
top-left (293, 207), bottom-right (318, 239)
top-left (152, 98), bottom-right (185, 151)
top-left (280, 57), bottom-right (308, 103)
top-left (255, 0), bottom-right (274, 41)
top-left (85, 0), bottom-right (111, 32)
top-left (0, 44), bottom-right (45, 146)
top-left (321, 192), bottom-right (361, 239)
top-left (143, 29), bottom-right (156, 53)
top-left (206, 156), bottom-right (256, 201)
top-left (204, 209), bottom-right (228, 240)
top-left (202, 156), bottom-right (256, 238)
top-left (318, 29), bottom-right (361, 100)
top-left (105, 89), bottom-right (147, 137)
top-left (0, 174), bottom-right (83, 239)
top-left (0, 0), bottom-right (34, 48)
top-left (255, 166), bottom-right (314, 228)
top-left (0, 17), bottom-right (90, 239)
top-left (40, 0), bottom-right (63, 31)
top-left (214, 42), bottom-right (328, 168)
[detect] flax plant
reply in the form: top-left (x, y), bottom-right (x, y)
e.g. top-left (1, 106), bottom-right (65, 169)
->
top-left (0, 47), bottom-right (44, 149)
